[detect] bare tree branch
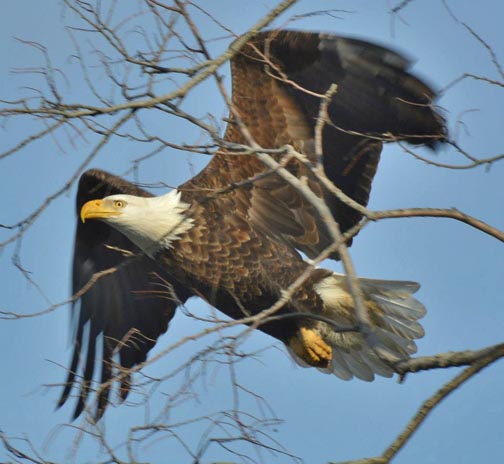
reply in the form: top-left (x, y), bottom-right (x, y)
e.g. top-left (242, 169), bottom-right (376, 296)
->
top-left (334, 344), bottom-right (504, 464)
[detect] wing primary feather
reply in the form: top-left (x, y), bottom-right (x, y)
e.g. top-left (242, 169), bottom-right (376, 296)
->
top-left (95, 337), bottom-right (113, 421)
top-left (57, 315), bottom-right (83, 409)
top-left (73, 324), bottom-right (97, 420)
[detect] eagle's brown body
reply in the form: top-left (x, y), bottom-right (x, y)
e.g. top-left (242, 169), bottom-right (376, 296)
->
top-left (163, 196), bottom-right (329, 342)
top-left (60, 31), bottom-right (446, 419)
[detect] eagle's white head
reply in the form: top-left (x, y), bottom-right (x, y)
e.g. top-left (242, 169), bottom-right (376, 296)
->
top-left (80, 190), bottom-right (194, 257)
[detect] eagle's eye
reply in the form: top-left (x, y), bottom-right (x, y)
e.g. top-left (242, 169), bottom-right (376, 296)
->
top-left (114, 200), bottom-right (126, 209)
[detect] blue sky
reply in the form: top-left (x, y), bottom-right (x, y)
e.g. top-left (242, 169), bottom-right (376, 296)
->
top-left (1, 1), bottom-right (503, 463)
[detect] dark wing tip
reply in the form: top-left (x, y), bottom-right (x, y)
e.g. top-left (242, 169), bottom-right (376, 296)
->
top-left (119, 374), bottom-right (132, 402)
top-left (249, 30), bottom-right (447, 147)
top-left (57, 370), bottom-right (76, 410)
top-left (320, 33), bottom-right (447, 146)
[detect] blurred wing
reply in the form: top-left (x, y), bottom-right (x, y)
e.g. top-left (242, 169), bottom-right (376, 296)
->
top-left (183, 30), bottom-right (445, 258)
top-left (59, 169), bottom-right (190, 420)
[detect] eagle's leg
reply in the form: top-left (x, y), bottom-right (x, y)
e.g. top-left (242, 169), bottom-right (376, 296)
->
top-left (289, 327), bottom-right (332, 368)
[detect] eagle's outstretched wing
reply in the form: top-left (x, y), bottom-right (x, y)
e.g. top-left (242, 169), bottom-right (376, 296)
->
top-left (59, 169), bottom-right (190, 420)
top-left (183, 31), bottom-right (445, 257)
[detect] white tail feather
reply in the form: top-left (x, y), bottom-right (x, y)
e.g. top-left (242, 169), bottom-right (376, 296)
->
top-left (289, 272), bottom-right (426, 381)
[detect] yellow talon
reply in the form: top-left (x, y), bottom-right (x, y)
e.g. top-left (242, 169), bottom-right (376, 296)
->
top-left (289, 327), bottom-right (332, 368)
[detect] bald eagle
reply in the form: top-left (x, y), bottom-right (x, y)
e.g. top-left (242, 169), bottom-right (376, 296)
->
top-left (59, 30), bottom-right (445, 419)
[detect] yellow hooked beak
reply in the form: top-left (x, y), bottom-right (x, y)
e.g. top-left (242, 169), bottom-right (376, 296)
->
top-left (80, 199), bottom-right (121, 223)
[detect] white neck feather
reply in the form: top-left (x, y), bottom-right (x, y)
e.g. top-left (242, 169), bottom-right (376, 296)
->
top-left (106, 190), bottom-right (194, 257)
